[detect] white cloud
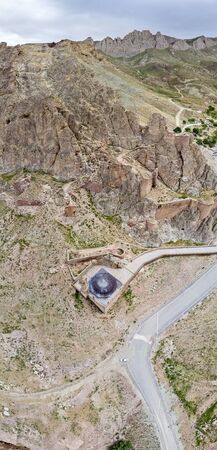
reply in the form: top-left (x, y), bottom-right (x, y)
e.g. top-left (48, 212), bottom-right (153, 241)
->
top-left (0, 0), bottom-right (216, 46)
top-left (0, 0), bottom-right (58, 22)
top-left (0, 0), bottom-right (59, 44)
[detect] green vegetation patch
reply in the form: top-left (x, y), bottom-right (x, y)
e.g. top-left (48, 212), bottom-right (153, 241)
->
top-left (15, 213), bottom-right (34, 222)
top-left (58, 223), bottom-right (106, 249)
top-left (12, 346), bottom-right (31, 371)
top-left (124, 287), bottom-right (134, 307)
top-left (131, 246), bottom-right (146, 255)
top-left (164, 239), bottom-right (203, 247)
top-left (17, 238), bottom-right (30, 250)
top-left (74, 291), bottom-right (84, 311)
top-left (173, 127), bottom-right (182, 133)
top-left (111, 46), bottom-right (217, 109)
top-left (108, 440), bottom-right (133, 450)
top-left (0, 172), bottom-right (16, 182)
top-left (163, 357), bottom-right (197, 415)
top-left (88, 192), bottom-right (122, 226)
top-left (0, 199), bottom-right (10, 215)
top-left (184, 105), bottom-right (217, 148)
top-left (0, 321), bottom-right (22, 334)
top-left (206, 105), bottom-right (217, 119)
top-left (195, 401), bottom-right (217, 447)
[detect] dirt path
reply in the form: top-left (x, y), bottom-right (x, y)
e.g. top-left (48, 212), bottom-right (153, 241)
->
top-left (169, 99), bottom-right (193, 127)
top-left (169, 78), bottom-right (203, 128)
top-left (1, 247), bottom-right (217, 407)
top-left (0, 356), bottom-right (116, 404)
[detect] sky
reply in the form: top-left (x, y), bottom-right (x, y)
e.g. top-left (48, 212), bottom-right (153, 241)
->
top-left (0, 0), bottom-right (216, 46)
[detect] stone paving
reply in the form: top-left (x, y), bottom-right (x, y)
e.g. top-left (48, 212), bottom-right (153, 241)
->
top-left (73, 246), bottom-right (217, 312)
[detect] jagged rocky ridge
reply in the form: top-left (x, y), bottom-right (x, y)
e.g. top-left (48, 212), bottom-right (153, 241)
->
top-left (0, 40), bottom-right (217, 245)
top-left (88, 30), bottom-right (217, 57)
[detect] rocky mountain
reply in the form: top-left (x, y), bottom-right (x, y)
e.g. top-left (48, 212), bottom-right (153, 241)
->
top-left (0, 39), bottom-right (217, 245)
top-left (0, 40), bottom-right (141, 180)
top-left (89, 30), bottom-right (217, 57)
top-left (0, 37), bottom-right (216, 450)
top-left (92, 113), bottom-right (217, 245)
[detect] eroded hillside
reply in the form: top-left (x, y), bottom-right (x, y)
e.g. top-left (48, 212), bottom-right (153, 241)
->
top-left (0, 40), bottom-right (217, 246)
top-left (0, 38), bottom-right (217, 450)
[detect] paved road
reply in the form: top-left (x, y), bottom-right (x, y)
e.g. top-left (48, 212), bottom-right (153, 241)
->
top-left (126, 258), bottom-right (217, 450)
top-left (126, 245), bottom-right (217, 275)
top-left (1, 245), bottom-right (217, 449)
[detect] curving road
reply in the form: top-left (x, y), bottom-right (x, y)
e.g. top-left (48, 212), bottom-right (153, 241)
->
top-left (126, 257), bottom-right (217, 450)
top-left (1, 246), bottom-right (217, 450)
top-left (169, 96), bottom-right (202, 129)
top-left (169, 98), bottom-right (192, 128)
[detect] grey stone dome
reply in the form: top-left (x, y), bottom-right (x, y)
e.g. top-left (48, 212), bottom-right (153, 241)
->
top-left (89, 269), bottom-right (120, 298)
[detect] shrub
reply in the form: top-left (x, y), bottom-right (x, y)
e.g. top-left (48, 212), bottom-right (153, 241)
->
top-left (124, 287), bottom-right (134, 306)
top-left (206, 105), bottom-right (217, 119)
top-left (173, 127), bottom-right (182, 133)
top-left (206, 105), bottom-right (215, 113)
top-left (203, 135), bottom-right (217, 148)
top-left (179, 192), bottom-right (188, 199)
top-left (108, 440), bottom-right (133, 450)
top-left (1, 172), bottom-right (16, 182)
top-left (164, 357), bottom-right (197, 416)
top-left (201, 123), bottom-right (208, 129)
top-left (74, 291), bottom-right (84, 310)
top-left (195, 401), bottom-right (217, 446)
top-left (196, 138), bottom-right (203, 145)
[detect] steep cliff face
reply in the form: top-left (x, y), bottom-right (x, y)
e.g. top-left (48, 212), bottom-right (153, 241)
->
top-left (0, 40), bottom-right (217, 246)
top-left (0, 41), bottom-right (138, 180)
top-left (82, 109), bottom-right (217, 245)
top-left (94, 30), bottom-right (217, 57)
top-left (136, 115), bottom-right (217, 195)
top-left (91, 159), bottom-right (217, 246)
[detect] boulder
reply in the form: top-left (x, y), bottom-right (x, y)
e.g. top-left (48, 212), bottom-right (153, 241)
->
top-left (64, 204), bottom-right (76, 217)
top-left (13, 175), bottom-right (31, 195)
top-left (16, 199), bottom-right (43, 207)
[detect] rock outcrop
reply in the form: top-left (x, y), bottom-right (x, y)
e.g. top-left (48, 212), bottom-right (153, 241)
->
top-left (136, 114), bottom-right (217, 195)
top-left (0, 41), bottom-right (139, 181)
top-left (0, 40), bottom-right (216, 246)
top-left (94, 30), bottom-right (217, 57)
top-left (0, 441), bottom-right (29, 450)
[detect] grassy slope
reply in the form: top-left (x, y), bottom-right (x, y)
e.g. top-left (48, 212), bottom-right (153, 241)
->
top-left (84, 53), bottom-right (179, 128)
top-left (110, 46), bottom-right (217, 110)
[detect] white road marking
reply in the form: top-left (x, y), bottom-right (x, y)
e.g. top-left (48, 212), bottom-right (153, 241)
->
top-left (133, 334), bottom-right (152, 345)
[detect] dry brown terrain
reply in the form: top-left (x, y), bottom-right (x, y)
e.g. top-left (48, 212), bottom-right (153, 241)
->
top-left (154, 290), bottom-right (217, 450)
top-left (0, 40), bottom-right (217, 248)
top-left (0, 172), bottom-right (215, 394)
top-left (0, 369), bottom-right (161, 450)
top-left (0, 38), bottom-right (216, 450)
top-left (0, 170), bottom-right (216, 449)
